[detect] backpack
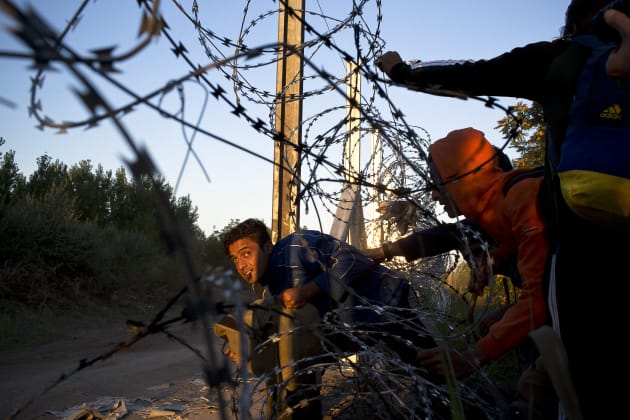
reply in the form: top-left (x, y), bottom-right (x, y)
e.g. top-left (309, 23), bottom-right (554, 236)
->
top-left (478, 165), bottom-right (545, 290)
top-left (555, 34), bottom-right (630, 228)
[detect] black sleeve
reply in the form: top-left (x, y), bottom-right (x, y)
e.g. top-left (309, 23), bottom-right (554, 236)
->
top-left (395, 223), bottom-right (462, 261)
top-left (388, 40), bottom-right (565, 104)
top-left (389, 62), bottom-right (412, 84)
top-left (395, 221), bottom-right (493, 262)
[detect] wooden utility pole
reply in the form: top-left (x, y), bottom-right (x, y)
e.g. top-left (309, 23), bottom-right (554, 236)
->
top-left (271, 0), bottom-right (305, 243)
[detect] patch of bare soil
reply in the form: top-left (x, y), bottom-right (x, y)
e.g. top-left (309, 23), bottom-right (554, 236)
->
top-left (0, 317), bottom-right (379, 420)
top-left (0, 317), bottom-right (241, 420)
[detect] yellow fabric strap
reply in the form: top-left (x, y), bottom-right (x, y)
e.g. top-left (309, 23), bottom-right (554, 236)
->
top-left (559, 170), bottom-right (630, 228)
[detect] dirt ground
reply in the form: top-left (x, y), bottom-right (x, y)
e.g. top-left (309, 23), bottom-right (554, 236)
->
top-left (0, 314), bottom-right (435, 420)
top-left (0, 318), bottom-right (245, 420)
top-left (0, 315), bottom-right (389, 420)
top-left (0, 310), bottom-right (505, 420)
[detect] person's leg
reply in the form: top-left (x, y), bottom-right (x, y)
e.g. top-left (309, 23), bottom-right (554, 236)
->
top-left (554, 210), bottom-right (626, 419)
top-left (513, 355), bottom-right (557, 419)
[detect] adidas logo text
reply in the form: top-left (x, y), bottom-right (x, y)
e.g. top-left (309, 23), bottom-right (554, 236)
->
top-left (600, 103), bottom-right (622, 120)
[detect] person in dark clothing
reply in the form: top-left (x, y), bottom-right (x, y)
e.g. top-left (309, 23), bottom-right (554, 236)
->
top-left (218, 218), bottom-right (437, 419)
top-left (375, 1), bottom-right (628, 418)
top-left (223, 219), bottom-right (425, 328)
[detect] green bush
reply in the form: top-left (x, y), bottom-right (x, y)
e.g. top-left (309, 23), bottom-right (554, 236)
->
top-left (0, 192), bottom-right (199, 312)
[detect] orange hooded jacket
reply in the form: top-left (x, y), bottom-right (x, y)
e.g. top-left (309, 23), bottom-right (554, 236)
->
top-left (428, 127), bottom-right (548, 360)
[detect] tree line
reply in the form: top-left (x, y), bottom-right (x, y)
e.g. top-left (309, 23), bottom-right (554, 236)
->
top-left (0, 138), bottom-right (234, 312)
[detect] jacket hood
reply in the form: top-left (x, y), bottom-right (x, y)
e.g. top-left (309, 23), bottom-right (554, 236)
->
top-left (428, 127), bottom-right (503, 220)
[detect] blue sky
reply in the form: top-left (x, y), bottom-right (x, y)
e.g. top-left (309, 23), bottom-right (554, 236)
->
top-left (0, 1), bottom-right (568, 235)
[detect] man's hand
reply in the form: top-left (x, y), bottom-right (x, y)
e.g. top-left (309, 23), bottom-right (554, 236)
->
top-left (375, 51), bottom-right (403, 75)
top-left (280, 287), bottom-right (305, 309)
top-left (605, 9), bottom-right (630, 80)
top-left (280, 282), bottom-right (320, 309)
top-left (361, 247), bottom-right (386, 263)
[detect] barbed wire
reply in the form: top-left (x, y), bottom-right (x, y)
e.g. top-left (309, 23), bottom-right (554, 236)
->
top-left (0, 0), bottom-right (525, 418)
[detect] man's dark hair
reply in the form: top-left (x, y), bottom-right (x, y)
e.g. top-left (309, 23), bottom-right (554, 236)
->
top-left (564, 0), bottom-right (614, 37)
top-left (223, 218), bottom-right (271, 256)
top-left (493, 146), bottom-right (513, 171)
